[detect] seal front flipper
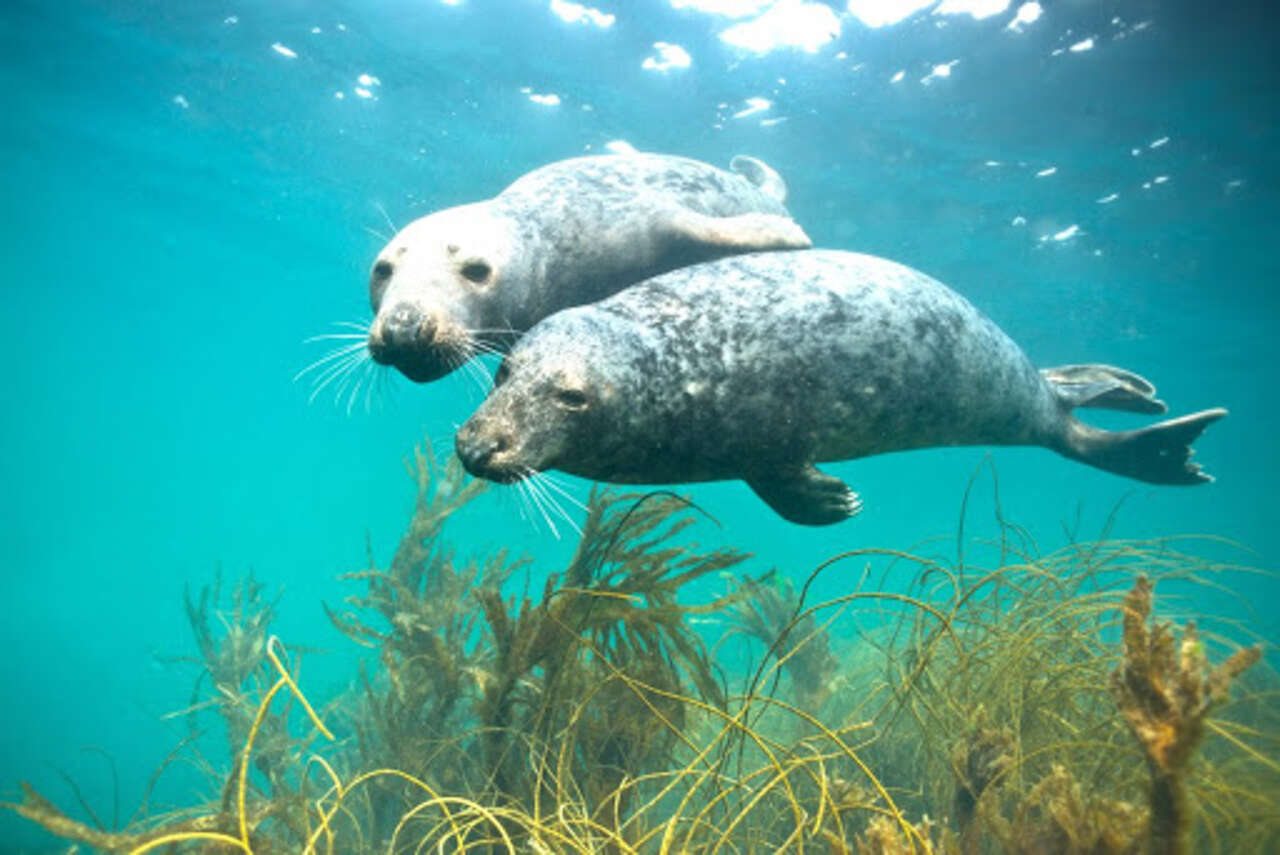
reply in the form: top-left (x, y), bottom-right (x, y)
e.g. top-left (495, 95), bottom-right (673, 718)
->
top-left (729, 155), bottom-right (788, 204)
top-left (746, 465), bottom-right (863, 526)
top-left (665, 206), bottom-right (812, 252)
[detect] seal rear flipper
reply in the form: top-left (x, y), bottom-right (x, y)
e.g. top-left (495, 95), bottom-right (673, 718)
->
top-left (1063, 408), bottom-right (1227, 486)
top-left (747, 465), bottom-right (863, 526)
top-left (729, 155), bottom-right (789, 204)
top-left (1043, 363), bottom-right (1167, 415)
top-left (667, 208), bottom-right (812, 252)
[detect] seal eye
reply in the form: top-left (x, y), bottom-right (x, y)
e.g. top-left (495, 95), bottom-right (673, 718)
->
top-left (373, 260), bottom-right (394, 279)
top-left (494, 362), bottom-right (511, 388)
top-left (554, 388), bottom-right (589, 411)
top-left (460, 260), bottom-right (493, 285)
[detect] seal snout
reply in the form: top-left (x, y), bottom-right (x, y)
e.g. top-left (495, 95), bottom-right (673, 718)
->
top-left (367, 303), bottom-right (459, 382)
top-left (369, 303), bottom-right (435, 359)
top-left (456, 421), bottom-right (520, 483)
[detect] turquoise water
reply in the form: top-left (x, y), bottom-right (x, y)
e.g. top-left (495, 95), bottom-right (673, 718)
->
top-left (2, 0), bottom-right (1276, 849)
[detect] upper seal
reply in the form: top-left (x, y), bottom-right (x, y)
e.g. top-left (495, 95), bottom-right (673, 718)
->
top-left (366, 153), bottom-right (810, 382)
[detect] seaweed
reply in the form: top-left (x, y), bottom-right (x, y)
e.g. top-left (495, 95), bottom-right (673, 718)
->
top-left (722, 572), bottom-right (840, 713)
top-left (325, 446), bottom-right (758, 846)
top-left (1111, 576), bottom-right (1262, 855)
top-left (6, 455), bottom-right (1278, 855)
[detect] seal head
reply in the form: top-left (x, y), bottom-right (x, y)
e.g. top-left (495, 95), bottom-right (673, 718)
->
top-left (367, 203), bottom-right (519, 382)
top-left (455, 318), bottom-right (624, 483)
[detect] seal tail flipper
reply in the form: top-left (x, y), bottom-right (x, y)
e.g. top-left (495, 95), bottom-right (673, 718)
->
top-left (1043, 363), bottom-right (1168, 415)
top-left (747, 464), bottom-right (863, 525)
top-left (730, 155), bottom-right (788, 204)
top-left (1062, 408), bottom-right (1227, 485)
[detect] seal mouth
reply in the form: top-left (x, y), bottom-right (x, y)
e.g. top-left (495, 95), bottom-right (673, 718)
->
top-left (456, 422), bottom-right (527, 484)
top-left (368, 306), bottom-right (471, 383)
top-left (385, 353), bottom-right (457, 383)
top-left (367, 337), bottom-right (462, 383)
top-left (457, 451), bottom-right (525, 485)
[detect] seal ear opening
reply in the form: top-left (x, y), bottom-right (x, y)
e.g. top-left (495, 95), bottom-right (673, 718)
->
top-left (730, 155), bottom-right (788, 204)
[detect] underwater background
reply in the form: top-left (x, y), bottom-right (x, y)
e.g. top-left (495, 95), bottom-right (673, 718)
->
top-left (1, 0), bottom-right (1277, 850)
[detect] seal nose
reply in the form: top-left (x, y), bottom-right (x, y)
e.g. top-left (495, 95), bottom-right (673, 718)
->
top-left (368, 304), bottom-right (436, 363)
top-left (456, 423), bottom-right (512, 476)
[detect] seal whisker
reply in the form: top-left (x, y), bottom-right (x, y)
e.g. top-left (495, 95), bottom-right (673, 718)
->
top-left (534, 472), bottom-right (590, 514)
top-left (353, 360), bottom-right (380, 415)
top-left (333, 320), bottom-right (372, 332)
top-left (456, 338), bottom-right (498, 395)
top-left (293, 341), bottom-right (368, 382)
top-left (510, 478), bottom-right (538, 530)
top-left (305, 351), bottom-right (364, 401)
top-left (358, 362), bottom-right (377, 414)
top-left (525, 470), bottom-right (582, 538)
top-left (303, 333), bottom-right (367, 343)
top-left (467, 340), bottom-right (507, 359)
top-left (468, 355), bottom-right (494, 386)
top-left (363, 224), bottom-right (389, 242)
top-left (346, 359), bottom-right (377, 416)
top-left (309, 350), bottom-right (367, 405)
top-left (374, 201), bottom-right (398, 234)
top-left (464, 363), bottom-right (490, 397)
top-left (368, 362), bottom-right (392, 412)
top-left (329, 355), bottom-right (367, 408)
top-left (455, 351), bottom-right (491, 399)
top-left (518, 471), bottom-right (562, 539)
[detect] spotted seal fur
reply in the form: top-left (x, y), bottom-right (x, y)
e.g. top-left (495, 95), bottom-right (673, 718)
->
top-left (366, 153), bottom-right (809, 382)
top-left (455, 250), bottom-right (1225, 525)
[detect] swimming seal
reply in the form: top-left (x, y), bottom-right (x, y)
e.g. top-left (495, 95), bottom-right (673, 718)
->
top-left (366, 153), bottom-right (810, 382)
top-left (455, 250), bottom-right (1226, 526)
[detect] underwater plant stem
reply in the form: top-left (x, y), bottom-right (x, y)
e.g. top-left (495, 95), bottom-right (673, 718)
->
top-left (238, 676), bottom-right (287, 846)
top-left (129, 830), bottom-right (251, 854)
top-left (266, 636), bottom-right (335, 740)
top-left (1149, 769), bottom-right (1187, 855)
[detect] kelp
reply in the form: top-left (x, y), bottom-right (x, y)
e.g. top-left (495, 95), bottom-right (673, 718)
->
top-left (5, 453), bottom-right (1277, 855)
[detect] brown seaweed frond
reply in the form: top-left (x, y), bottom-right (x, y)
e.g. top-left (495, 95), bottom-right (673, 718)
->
top-left (183, 570), bottom-right (279, 726)
top-left (949, 705), bottom-right (1014, 848)
top-left (722, 572), bottom-right (840, 712)
top-left (994, 764), bottom-right (1144, 855)
top-left (2, 781), bottom-right (258, 854)
top-left (1111, 575), bottom-right (1262, 855)
top-left (473, 488), bottom-right (755, 812)
top-left (853, 814), bottom-right (957, 855)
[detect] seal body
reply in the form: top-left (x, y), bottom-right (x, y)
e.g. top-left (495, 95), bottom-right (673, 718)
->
top-left (456, 250), bottom-right (1224, 525)
top-left (366, 153), bottom-right (809, 382)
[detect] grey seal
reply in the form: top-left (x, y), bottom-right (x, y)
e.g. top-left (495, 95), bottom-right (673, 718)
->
top-left (455, 250), bottom-right (1225, 526)
top-left (366, 153), bottom-right (810, 382)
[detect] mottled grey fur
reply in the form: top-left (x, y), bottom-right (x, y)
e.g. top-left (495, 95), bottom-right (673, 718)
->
top-left (367, 153), bottom-right (809, 382)
top-left (457, 250), bottom-right (1225, 525)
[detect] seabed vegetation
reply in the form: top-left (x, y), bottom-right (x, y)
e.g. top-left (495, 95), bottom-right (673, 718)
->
top-left (6, 448), bottom-right (1278, 854)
